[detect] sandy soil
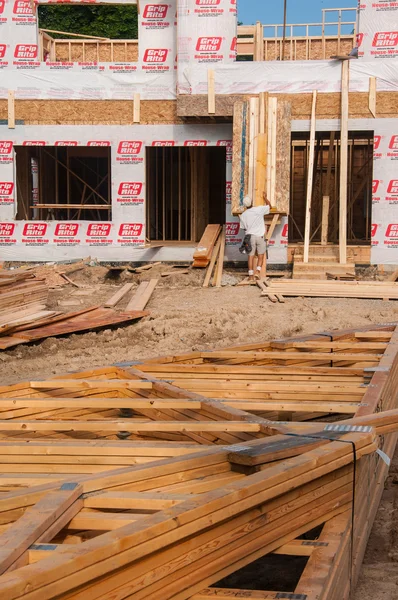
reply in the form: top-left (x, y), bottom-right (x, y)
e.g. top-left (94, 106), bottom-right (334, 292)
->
top-left (1, 263), bottom-right (398, 596)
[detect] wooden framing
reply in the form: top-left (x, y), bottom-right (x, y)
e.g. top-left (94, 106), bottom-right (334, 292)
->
top-left (0, 323), bottom-right (397, 598)
top-left (303, 91), bottom-right (317, 263)
top-left (339, 60), bottom-right (349, 264)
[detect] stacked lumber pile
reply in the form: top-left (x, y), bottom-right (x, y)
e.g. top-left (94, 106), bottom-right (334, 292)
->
top-left (0, 324), bottom-right (395, 598)
top-left (0, 270), bottom-right (53, 330)
top-left (0, 430), bottom-right (379, 599)
top-left (259, 279), bottom-right (398, 301)
top-left (0, 306), bottom-right (148, 350)
top-left (0, 271), bottom-right (151, 351)
top-left (193, 224), bottom-right (222, 267)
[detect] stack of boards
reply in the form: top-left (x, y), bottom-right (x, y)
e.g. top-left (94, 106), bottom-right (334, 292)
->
top-left (0, 324), bottom-right (396, 598)
top-left (192, 224), bottom-right (226, 288)
top-left (0, 270), bottom-right (149, 350)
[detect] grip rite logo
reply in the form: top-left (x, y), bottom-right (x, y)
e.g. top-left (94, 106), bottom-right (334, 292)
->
top-left (14, 44), bottom-right (38, 59)
top-left (196, 37), bottom-right (222, 52)
top-left (389, 135), bottom-right (398, 150)
top-left (87, 223), bottom-right (111, 237)
top-left (143, 4), bottom-right (168, 18)
top-left (386, 224), bottom-right (398, 238)
top-left (371, 224), bottom-right (378, 237)
top-left (372, 32), bottom-right (398, 47)
top-left (152, 141), bottom-right (175, 146)
top-left (226, 222), bottom-right (240, 236)
top-left (0, 182), bottom-right (13, 195)
top-left (23, 141), bottom-right (45, 146)
top-left (54, 224), bottom-right (79, 237)
top-left (87, 141), bottom-right (110, 146)
top-left (118, 223), bottom-right (143, 237)
top-left (143, 49), bottom-right (168, 63)
top-left (0, 142), bottom-right (13, 155)
top-left (184, 140), bottom-right (207, 146)
top-left (0, 223), bottom-right (15, 236)
top-left (0, 45), bottom-right (6, 59)
top-left (22, 223), bottom-right (47, 236)
top-left (372, 180), bottom-right (380, 194)
top-left (117, 141), bottom-right (143, 155)
top-left (55, 141), bottom-right (78, 146)
top-left (118, 182), bottom-right (143, 196)
top-left (387, 180), bottom-right (398, 194)
top-left (13, 1), bottom-right (33, 15)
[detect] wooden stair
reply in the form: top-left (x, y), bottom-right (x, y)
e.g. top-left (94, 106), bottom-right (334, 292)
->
top-left (293, 246), bottom-right (356, 280)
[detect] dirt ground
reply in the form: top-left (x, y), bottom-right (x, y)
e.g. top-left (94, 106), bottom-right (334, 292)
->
top-left (1, 262), bottom-right (398, 596)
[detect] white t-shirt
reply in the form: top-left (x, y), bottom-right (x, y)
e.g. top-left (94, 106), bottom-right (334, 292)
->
top-left (239, 205), bottom-right (270, 237)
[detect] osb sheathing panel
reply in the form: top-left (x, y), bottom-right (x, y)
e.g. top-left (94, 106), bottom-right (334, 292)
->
top-left (263, 37), bottom-right (353, 61)
top-left (275, 100), bottom-right (291, 214)
top-left (0, 100), bottom-right (184, 125)
top-left (55, 41), bottom-right (138, 62)
top-left (177, 92), bottom-right (398, 118)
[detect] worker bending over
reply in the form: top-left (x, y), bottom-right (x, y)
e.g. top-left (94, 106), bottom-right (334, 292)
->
top-left (239, 193), bottom-right (271, 280)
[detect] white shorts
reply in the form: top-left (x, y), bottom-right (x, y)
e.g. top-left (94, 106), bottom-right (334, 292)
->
top-left (249, 235), bottom-right (266, 256)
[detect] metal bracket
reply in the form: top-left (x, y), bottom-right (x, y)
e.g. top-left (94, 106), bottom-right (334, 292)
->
top-left (323, 424), bottom-right (373, 433)
top-left (60, 482), bottom-right (79, 490)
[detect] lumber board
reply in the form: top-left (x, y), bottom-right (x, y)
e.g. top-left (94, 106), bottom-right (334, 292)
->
top-left (232, 101), bottom-right (249, 214)
top-left (215, 226), bottom-right (226, 288)
top-left (303, 90), bottom-right (317, 263)
top-left (104, 283), bottom-right (134, 308)
top-left (125, 280), bottom-right (158, 311)
top-left (203, 235), bottom-right (221, 288)
top-left (193, 225), bottom-right (222, 267)
top-left (339, 60), bottom-right (349, 264)
top-left (0, 482), bottom-right (82, 574)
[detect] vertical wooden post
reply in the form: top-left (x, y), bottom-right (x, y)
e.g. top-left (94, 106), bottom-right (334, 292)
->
top-left (321, 131), bottom-right (335, 245)
top-left (266, 97), bottom-right (277, 207)
top-left (339, 60), bottom-right (349, 264)
top-left (133, 93), bottom-right (140, 123)
top-left (369, 77), bottom-right (376, 118)
top-left (7, 91), bottom-right (15, 129)
top-left (255, 22), bottom-right (263, 61)
top-left (303, 90), bottom-right (317, 263)
top-left (248, 97), bottom-right (259, 201)
top-left (207, 69), bottom-right (215, 114)
top-left (254, 92), bottom-right (267, 208)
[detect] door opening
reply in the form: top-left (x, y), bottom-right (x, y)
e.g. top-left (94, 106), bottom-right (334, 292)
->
top-left (146, 146), bottom-right (226, 242)
top-left (289, 131), bottom-right (373, 245)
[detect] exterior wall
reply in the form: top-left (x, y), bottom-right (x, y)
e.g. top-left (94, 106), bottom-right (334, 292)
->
top-left (358, 0), bottom-right (398, 60)
top-left (0, 0), bottom-right (397, 265)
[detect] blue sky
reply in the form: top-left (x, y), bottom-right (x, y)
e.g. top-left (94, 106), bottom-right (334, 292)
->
top-left (238, 0), bottom-right (357, 27)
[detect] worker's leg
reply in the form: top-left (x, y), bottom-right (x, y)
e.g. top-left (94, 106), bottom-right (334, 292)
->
top-left (248, 255), bottom-right (255, 281)
top-left (255, 237), bottom-right (267, 279)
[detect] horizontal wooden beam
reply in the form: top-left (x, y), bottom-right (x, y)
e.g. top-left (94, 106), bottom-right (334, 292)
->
top-left (0, 420), bottom-right (262, 432)
top-left (29, 380), bottom-right (152, 390)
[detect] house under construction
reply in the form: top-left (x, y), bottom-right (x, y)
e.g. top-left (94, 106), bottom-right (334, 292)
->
top-left (0, 1), bottom-right (397, 268)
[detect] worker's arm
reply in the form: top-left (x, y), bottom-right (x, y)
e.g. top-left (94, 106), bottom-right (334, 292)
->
top-left (262, 192), bottom-right (271, 208)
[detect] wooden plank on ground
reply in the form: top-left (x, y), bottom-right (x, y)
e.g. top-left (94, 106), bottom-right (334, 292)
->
top-left (104, 284), bottom-right (134, 308)
top-left (125, 280), bottom-right (158, 311)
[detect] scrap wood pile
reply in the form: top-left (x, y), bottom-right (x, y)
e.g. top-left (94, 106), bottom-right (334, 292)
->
top-left (0, 323), bottom-right (396, 598)
top-left (259, 278), bottom-right (398, 302)
top-left (0, 267), bottom-right (152, 351)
